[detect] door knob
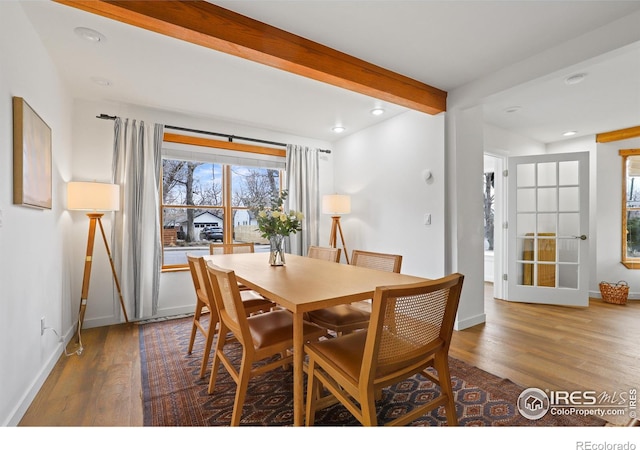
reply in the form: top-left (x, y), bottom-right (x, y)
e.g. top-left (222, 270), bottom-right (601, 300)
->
top-left (574, 235), bottom-right (587, 240)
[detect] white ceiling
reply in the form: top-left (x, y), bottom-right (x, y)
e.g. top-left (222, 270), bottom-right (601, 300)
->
top-left (19, 0), bottom-right (640, 145)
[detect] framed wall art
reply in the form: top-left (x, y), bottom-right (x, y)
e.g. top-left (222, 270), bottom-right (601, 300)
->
top-left (13, 96), bottom-right (52, 209)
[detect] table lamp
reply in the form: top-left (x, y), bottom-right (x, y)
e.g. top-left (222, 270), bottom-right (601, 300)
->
top-left (322, 194), bottom-right (351, 264)
top-left (67, 181), bottom-right (129, 353)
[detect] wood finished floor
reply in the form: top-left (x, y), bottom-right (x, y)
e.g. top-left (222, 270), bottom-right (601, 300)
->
top-left (19, 322), bottom-right (143, 426)
top-left (19, 285), bottom-right (639, 426)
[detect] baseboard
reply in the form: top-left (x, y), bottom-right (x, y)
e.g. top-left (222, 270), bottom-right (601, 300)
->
top-left (455, 312), bottom-right (486, 331)
top-left (5, 339), bottom-right (64, 426)
top-left (590, 289), bottom-right (639, 301)
top-left (82, 306), bottom-right (196, 329)
top-left (153, 305), bottom-right (195, 319)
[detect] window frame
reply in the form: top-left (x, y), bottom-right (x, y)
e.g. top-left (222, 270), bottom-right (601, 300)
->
top-left (619, 148), bottom-right (640, 269)
top-left (160, 136), bottom-right (286, 271)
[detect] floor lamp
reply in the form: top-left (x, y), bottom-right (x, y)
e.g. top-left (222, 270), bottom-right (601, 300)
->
top-left (67, 181), bottom-right (128, 354)
top-left (322, 194), bottom-right (351, 264)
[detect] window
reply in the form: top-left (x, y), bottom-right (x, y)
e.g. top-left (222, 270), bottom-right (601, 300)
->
top-left (161, 159), bottom-right (283, 269)
top-left (483, 171), bottom-right (495, 251)
top-left (620, 148), bottom-right (640, 269)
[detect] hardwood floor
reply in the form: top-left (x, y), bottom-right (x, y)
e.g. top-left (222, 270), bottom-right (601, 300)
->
top-left (19, 285), bottom-right (639, 426)
top-left (19, 322), bottom-right (142, 426)
top-left (449, 285), bottom-right (639, 426)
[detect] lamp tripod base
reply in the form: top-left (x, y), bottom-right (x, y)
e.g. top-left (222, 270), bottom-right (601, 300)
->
top-left (329, 216), bottom-right (349, 264)
top-left (72, 213), bottom-right (129, 353)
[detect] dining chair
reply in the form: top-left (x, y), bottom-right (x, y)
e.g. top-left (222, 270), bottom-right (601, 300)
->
top-left (307, 245), bottom-right (341, 263)
top-left (205, 261), bottom-right (327, 426)
top-left (306, 250), bottom-right (403, 335)
top-left (210, 242), bottom-right (256, 291)
top-left (209, 242), bottom-right (255, 255)
top-left (186, 254), bottom-right (274, 378)
top-left (304, 273), bottom-right (464, 426)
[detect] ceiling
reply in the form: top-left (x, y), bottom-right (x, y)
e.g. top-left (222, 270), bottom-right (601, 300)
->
top-left (19, 0), bottom-right (640, 145)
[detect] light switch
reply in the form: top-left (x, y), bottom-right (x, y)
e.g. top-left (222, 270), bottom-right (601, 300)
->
top-left (424, 213), bottom-right (431, 225)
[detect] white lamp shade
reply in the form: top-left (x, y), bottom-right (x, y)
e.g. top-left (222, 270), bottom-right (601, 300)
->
top-left (322, 194), bottom-right (351, 215)
top-left (67, 182), bottom-right (120, 211)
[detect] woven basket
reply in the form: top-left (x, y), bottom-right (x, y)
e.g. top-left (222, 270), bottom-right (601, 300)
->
top-left (599, 281), bottom-right (629, 305)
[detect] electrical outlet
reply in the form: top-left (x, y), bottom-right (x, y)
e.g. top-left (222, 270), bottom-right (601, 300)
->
top-left (40, 317), bottom-right (45, 336)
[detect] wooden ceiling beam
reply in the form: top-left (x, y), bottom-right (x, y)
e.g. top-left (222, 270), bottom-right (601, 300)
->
top-left (54, 0), bottom-right (447, 115)
top-left (596, 125), bottom-right (640, 143)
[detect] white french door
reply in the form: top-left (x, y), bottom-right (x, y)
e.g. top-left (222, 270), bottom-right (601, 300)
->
top-left (506, 152), bottom-right (589, 306)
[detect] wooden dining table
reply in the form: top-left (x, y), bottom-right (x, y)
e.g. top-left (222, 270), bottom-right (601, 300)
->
top-left (204, 251), bottom-right (428, 426)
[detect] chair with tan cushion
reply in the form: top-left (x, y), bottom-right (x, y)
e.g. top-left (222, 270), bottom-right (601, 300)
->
top-left (306, 250), bottom-right (402, 335)
top-left (307, 245), bottom-right (341, 263)
top-left (186, 254), bottom-right (274, 378)
top-left (205, 261), bottom-right (327, 426)
top-left (305, 273), bottom-right (464, 426)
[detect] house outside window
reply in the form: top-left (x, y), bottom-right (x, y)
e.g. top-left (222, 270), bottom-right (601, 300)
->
top-left (161, 158), bottom-right (283, 268)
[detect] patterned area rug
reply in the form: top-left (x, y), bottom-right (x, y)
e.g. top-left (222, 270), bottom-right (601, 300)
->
top-left (140, 315), bottom-right (607, 427)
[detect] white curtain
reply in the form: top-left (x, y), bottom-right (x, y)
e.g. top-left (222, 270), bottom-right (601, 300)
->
top-left (111, 118), bottom-right (163, 319)
top-left (285, 144), bottom-right (320, 256)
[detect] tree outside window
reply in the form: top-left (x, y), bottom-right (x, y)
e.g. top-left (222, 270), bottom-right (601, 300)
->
top-left (626, 174), bottom-right (640, 257)
top-left (484, 171), bottom-right (495, 251)
top-left (161, 158), bottom-right (281, 267)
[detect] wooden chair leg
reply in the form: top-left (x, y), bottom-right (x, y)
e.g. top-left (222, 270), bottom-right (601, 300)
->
top-left (208, 326), bottom-right (227, 394)
top-left (305, 358), bottom-right (318, 426)
top-left (434, 353), bottom-right (458, 426)
top-left (231, 359), bottom-right (252, 426)
top-left (199, 318), bottom-right (216, 379)
top-left (188, 301), bottom-right (204, 354)
top-left (361, 392), bottom-right (377, 426)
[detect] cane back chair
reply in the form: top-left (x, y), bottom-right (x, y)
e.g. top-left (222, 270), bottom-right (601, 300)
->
top-left (306, 250), bottom-right (402, 335)
top-left (305, 273), bottom-right (464, 426)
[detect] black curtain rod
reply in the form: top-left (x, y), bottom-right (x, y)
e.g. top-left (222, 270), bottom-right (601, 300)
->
top-left (96, 114), bottom-right (331, 153)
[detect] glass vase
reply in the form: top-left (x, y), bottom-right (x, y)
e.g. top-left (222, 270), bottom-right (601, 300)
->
top-left (269, 234), bottom-right (286, 266)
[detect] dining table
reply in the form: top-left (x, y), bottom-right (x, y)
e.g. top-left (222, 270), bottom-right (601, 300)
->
top-left (204, 251), bottom-right (428, 426)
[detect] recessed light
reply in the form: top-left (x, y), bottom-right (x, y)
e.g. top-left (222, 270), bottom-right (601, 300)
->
top-left (332, 126), bottom-right (346, 133)
top-left (504, 106), bottom-right (521, 113)
top-left (563, 130), bottom-right (577, 137)
top-left (564, 73), bottom-right (587, 85)
top-left (370, 108), bottom-right (385, 116)
top-left (74, 27), bottom-right (107, 43)
top-left (91, 77), bottom-right (112, 87)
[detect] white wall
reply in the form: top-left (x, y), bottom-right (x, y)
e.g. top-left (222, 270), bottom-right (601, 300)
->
top-left (0, 3), bottom-right (73, 426)
top-left (591, 136), bottom-right (640, 299)
top-left (71, 99), bottom-right (334, 322)
top-left (446, 106), bottom-right (487, 329)
top-left (332, 110), bottom-right (446, 279)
